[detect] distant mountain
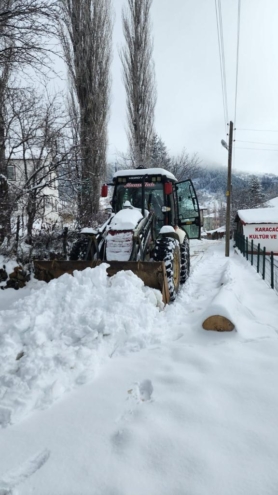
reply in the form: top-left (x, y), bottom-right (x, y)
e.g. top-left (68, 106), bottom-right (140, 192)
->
top-left (194, 165), bottom-right (278, 196)
top-left (194, 165), bottom-right (247, 194)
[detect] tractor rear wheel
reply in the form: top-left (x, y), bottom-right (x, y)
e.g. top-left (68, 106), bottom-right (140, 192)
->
top-left (154, 237), bottom-right (181, 301)
top-left (180, 233), bottom-right (190, 284)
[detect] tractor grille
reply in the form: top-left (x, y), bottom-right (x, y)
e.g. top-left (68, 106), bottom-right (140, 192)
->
top-left (106, 230), bottom-right (134, 262)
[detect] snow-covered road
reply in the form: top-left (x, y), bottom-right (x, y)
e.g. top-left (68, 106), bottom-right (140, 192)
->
top-left (1, 240), bottom-right (278, 495)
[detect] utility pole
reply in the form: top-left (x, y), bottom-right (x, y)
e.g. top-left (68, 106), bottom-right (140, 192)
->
top-left (225, 121), bottom-right (234, 257)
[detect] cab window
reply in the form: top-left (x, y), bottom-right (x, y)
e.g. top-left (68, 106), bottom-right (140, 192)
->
top-left (114, 182), bottom-right (164, 219)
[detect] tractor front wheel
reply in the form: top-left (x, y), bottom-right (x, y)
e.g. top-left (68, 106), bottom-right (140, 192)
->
top-left (154, 237), bottom-right (181, 301)
top-left (180, 233), bottom-right (190, 284)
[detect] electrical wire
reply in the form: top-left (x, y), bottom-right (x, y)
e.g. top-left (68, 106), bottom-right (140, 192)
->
top-left (214, 0), bottom-right (229, 134)
top-left (235, 147), bottom-right (278, 152)
top-left (234, 0), bottom-right (241, 125)
top-left (218, 0), bottom-right (229, 125)
top-left (214, 0), bottom-right (227, 132)
top-left (236, 128), bottom-right (278, 132)
top-left (236, 140), bottom-right (278, 146)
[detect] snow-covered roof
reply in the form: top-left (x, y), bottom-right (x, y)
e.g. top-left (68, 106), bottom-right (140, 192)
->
top-left (204, 213), bottom-right (215, 218)
top-left (113, 168), bottom-right (177, 182)
top-left (206, 226), bottom-right (226, 234)
top-left (237, 207), bottom-right (278, 224)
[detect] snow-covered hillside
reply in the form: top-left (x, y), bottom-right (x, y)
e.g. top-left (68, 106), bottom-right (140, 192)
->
top-left (0, 240), bottom-right (278, 495)
top-left (266, 196), bottom-right (278, 208)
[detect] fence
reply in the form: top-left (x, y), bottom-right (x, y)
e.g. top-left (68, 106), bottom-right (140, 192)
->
top-left (234, 232), bottom-right (278, 294)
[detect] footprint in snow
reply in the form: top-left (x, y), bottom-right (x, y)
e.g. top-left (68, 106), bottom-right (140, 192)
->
top-left (112, 380), bottom-right (154, 454)
top-left (128, 379), bottom-right (154, 402)
top-left (0, 449), bottom-right (50, 495)
top-left (115, 379), bottom-right (154, 427)
top-left (138, 379), bottom-right (154, 401)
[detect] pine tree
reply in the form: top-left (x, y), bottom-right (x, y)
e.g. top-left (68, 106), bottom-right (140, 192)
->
top-left (149, 133), bottom-right (171, 169)
top-left (248, 176), bottom-right (265, 208)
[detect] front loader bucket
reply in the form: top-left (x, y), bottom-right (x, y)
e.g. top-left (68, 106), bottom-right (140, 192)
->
top-left (33, 260), bottom-right (170, 304)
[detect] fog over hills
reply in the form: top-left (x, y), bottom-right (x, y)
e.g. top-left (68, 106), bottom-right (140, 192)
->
top-left (194, 164), bottom-right (278, 199)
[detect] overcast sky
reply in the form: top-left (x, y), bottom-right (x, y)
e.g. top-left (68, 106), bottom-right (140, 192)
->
top-left (108, 0), bottom-right (278, 175)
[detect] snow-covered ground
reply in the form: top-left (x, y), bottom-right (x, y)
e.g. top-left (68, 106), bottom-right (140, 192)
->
top-left (1, 239), bottom-right (278, 495)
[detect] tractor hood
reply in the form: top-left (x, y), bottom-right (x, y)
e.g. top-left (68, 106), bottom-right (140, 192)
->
top-left (108, 207), bottom-right (143, 231)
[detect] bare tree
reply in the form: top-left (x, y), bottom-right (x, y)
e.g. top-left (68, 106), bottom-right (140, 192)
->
top-left (60, 0), bottom-right (112, 226)
top-left (57, 90), bottom-right (82, 217)
top-left (0, 0), bottom-right (60, 176)
top-left (5, 87), bottom-right (73, 243)
top-left (0, 0), bottom-right (60, 242)
top-left (0, 64), bottom-right (10, 169)
top-left (120, 0), bottom-right (156, 168)
top-left (0, 61), bottom-right (11, 241)
top-left (168, 150), bottom-right (201, 181)
top-left (0, 0), bottom-right (59, 69)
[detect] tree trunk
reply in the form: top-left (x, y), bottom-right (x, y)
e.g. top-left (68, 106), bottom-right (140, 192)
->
top-left (0, 72), bottom-right (10, 241)
top-left (60, 0), bottom-right (112, 226)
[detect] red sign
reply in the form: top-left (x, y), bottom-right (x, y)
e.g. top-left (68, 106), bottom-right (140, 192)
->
top-left (124, 182), bottom-right (155, 188)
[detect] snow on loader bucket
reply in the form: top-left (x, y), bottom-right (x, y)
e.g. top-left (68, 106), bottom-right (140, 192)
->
top-left (33, 260), bottom-right (170, 304)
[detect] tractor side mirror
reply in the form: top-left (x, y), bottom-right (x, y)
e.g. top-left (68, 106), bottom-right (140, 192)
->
top-left (164, 182), bottom-right (173, 195)
top-left (101, 184), bottom-right (108, 197)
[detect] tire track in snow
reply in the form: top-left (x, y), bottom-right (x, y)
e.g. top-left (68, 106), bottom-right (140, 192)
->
top-left (162, 242), bottom-right (230, 343)
top-left (178, 244), bottom-right (229, 312)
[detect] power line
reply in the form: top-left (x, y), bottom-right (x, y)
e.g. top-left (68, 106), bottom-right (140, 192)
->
top-left (214, 0), bottom-right (229, 133)
top-left (236, 128), bottom-right (278, 132)
top-left (235, 147), bottom-right (278, 152)
top-left (234, 0), bottom-right (241, 125)
top-left (236, 140), bottom-right (278, 146)
top-left (218, 0), bottom-right (229, 124)
top-left (214, 0), bottom-right (227, 132)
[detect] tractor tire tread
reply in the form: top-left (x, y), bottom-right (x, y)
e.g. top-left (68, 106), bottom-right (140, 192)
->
top-left (180, 234), bottom-right (190, 284)
top-left (154, 236), bottom-right (180, 301)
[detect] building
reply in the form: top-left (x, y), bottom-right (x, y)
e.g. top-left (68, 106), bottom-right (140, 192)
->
top-left (7, 158), bottom-right (60, 225)
top-left (235, 207), bottom-right (278, 255)
top-left (202, 213), bottom-right (215, 231)
top-left (205, 226), bottom-right (226, 240)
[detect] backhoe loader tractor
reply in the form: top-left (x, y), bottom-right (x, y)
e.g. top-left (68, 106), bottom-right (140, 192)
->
top-left (34, 168), bottom-right (201, 303)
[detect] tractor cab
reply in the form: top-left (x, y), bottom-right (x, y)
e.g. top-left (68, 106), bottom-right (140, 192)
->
top-left (106, 168), bottom-right (201, 239)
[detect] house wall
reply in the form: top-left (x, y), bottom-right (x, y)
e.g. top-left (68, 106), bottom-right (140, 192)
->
top-left (203, 215), bottom-right (215, 231)
top-left (243, 224), bottom-right (278, 253)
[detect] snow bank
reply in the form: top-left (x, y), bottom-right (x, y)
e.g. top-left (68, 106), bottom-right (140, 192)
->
top-left (0, 265), bottom-right (164, 426)
top-left (201, 259), bottom-right (236, 327)
top-left (1, 243), bottom-right (278, 495)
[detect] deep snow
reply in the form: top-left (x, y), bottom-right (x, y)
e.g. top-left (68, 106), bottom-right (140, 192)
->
top-left (0, 240), bottom-right (278, 495)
